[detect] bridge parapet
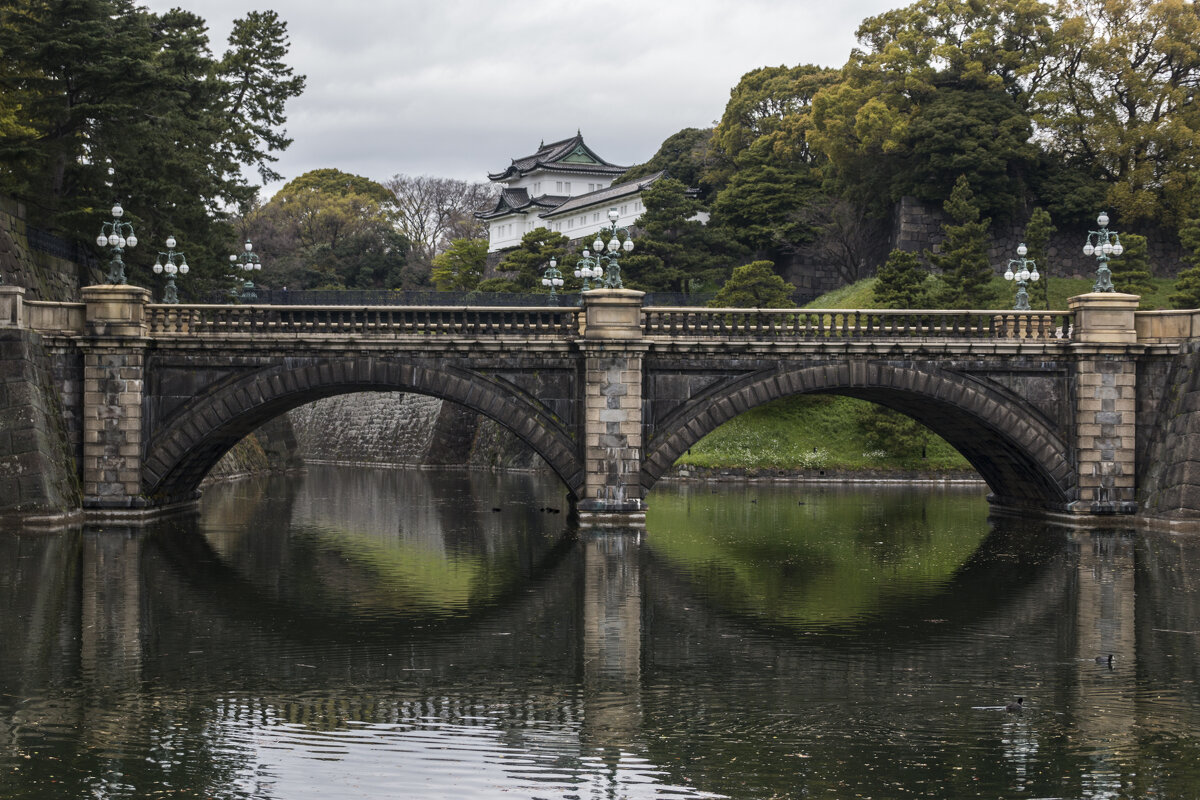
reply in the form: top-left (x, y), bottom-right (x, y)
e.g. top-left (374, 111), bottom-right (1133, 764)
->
top-left (643, 307), bottom-right (1074, 341)
top-left (145, 303), bottom-right (580, 339)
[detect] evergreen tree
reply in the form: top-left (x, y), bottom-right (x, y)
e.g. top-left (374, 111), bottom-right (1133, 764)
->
top-left (0, 0), bottom-right (305, 298)
top-left (1109, 232), bottom-right (1155, 298)
top-left (432, 238), bottom-right (488, 291)
top-left (708, 261), bottom-right (795, 308)
top-left (1170, 217), bottom-right (1200, 309)
top-left (619, 178), bottom-right (746, 294)
top-left (929, 175), bottom-right (997, 309)
top-left (490, 230), bottom-right (572, 293)
top-left (872, 249), bottom-right (929, 308)
top-left (856, 403), bottom-right (932, 459)
top-left (1023, 207), bottom-right (1056, 310)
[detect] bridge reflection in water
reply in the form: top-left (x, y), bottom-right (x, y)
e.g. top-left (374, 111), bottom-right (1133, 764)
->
top-left (2, 467), bottom-right (1199, 798)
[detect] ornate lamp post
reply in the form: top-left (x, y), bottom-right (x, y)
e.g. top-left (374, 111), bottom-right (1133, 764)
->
top-left (229, 239), bottom-right (262, 302)
top-left (95, 202), bottom-right (138, 284)
top-left (540, 257), bottom-right (564, 303)
top-left (1083, 211), bottom-right (1123, 293)
top-left (574, 248), bottom-right (604, 291)
top-left (152, 236), bottom-right (189, 303)
top-left (1003, 242), bottom-right (1040, 311)
top-left (577, 208), bottom-right (635, 290)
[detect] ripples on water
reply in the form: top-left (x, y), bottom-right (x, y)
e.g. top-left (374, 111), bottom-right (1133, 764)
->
top-left (1, 466), bottom-right (1199, 799)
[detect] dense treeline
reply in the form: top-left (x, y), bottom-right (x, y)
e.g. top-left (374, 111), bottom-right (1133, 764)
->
top-left (10, 0), bottom-right (1200, 306)
top-left (0, 0), bottom-right (305, 296)
top-left (608, 0), bottom-right (1200, 309)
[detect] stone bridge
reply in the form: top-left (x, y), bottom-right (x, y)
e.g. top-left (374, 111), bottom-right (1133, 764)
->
top-left (4, 283), bottom-right (1200, 526)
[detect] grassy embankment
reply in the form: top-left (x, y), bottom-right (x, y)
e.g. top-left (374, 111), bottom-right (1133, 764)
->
top-left (674, 273), bottom-right (1179, 475)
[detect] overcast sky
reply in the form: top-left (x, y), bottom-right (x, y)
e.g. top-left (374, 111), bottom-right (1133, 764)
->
top-left (145, 0), bottom-right (905, 193)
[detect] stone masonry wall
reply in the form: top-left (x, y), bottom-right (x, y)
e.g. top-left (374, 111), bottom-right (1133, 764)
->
top-left (1137, 344), bottom-right (1200, 519)
top-left (893, 196), bottom-right (1189, 287)
top-left (0, 196), bottom-right (98, 301)
top-left (283, 392), bottom-right (544, 471)
top-left (0, 329), bottom-right (82, 516)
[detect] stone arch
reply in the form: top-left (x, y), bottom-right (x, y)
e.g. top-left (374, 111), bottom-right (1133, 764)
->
top-left (143, 356), bottom-right (582, 504)
top-left (641, 362), bottom-right (1076, 511)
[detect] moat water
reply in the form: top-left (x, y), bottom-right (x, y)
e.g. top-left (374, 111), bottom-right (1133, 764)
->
top-left (2, 465), bottom-right (1199, 799)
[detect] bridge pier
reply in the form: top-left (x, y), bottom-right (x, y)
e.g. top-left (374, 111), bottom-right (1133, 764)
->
top-left (79, 285), bottom-right (155, 511)
top-left (1068, 293), bottom-right (1141, 515)
top-left (577, 290), bottom-right (647, 525)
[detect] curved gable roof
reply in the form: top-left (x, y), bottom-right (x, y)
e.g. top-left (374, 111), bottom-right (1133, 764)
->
top-left (488, 133), bottom-right (629, 182)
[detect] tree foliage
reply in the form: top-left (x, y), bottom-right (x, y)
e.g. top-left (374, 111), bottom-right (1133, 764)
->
top-left (856, 403), bottom-right (932, 459)
top-left (1109, 232), bottom-right (1155, 297)
top-left (619, 178), bottom-right (746, 294)
top-left (930, 175), bottom-right (997, 309)
top-left (383, 174), bottom-right (496, 281)
top-left (490, 230), bottom-right (573, 293)
top-left (0, 0), bottom-right (305, 299)
top-left (708, 260), bottom-right (796, 308)
top-left (431, 237), bottom-right (488, 291)
top-left (244, 169), bottom-right (407, 290)
top-left (873, 249), bottom-right (929, 308)
top-left (1022, 207), bottom-right (1055, 310)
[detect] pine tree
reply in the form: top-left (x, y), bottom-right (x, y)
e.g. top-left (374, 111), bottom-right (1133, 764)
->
top-left (1109, 232), bottom-right (1155, 298)
top-left (929, 175), bottom-right (997, 309)
top-left (1023, 207), bottom-right (1055, 310)
top-left (708, 261), bottom-right (795, 308)
top-left (872, 249), bottom-right (929, 308)
top-left (1171, 218), bottom-right (1200, 309)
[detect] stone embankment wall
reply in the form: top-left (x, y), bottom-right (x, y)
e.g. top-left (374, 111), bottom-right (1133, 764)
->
top-left (279, 392), bottom-right (543, 472)
top-left (0, 197), bottom-right (100, 300)
top-left (0, 330), bottom-right (82, 519)
top-left (893, 196), bottom-right (1189, 284)
top-left (1137, 344), bottom-right (1200, 520)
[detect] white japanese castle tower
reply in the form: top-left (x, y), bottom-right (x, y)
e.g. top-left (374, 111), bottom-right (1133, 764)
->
top-left (477, 132), bottom-right (664, 253)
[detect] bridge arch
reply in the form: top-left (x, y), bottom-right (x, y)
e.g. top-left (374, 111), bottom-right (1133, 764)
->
top-left (642, 362), bottom-right (1076, 511)
top-left (142, 356), bottom-right (583, 504)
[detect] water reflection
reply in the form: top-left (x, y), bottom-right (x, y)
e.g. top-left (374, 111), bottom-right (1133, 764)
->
top-left (1, 467), bottom-right (1199, 799)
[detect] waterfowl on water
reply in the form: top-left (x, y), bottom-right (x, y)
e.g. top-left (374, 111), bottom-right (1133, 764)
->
top-left (1005, 697), bottom-right (1024, 713)
top-left (1095, 654), bottom-right (1114, 666)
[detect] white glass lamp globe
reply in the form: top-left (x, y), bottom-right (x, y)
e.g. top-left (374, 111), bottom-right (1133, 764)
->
top-left (1084, 242), bottom-right (1095, 256)
top-left (108, 233), bottom-right (120, 246)
top-left (125, 235), bottom-right (136, 248)
top-left (1005, 269), bottom-right (1015, 281)
top-left (97, 234), bottom-right (109, 247)
top-left (179, 262), bottom-right (188, 275)
top-left (166, 236), bottom-right (177, 249)
top-left (1112, 243), bottom-right (1124, 256)
top-left (1017, 243), bottom-right (1027, 256)
top-left (623, 238), bottom-right (634, 252)
top-left (1097, 212), bottom-right (1109, 227)
top-left (153, 261), bottom-right (164, 274)
top-left (1030, 268), bottom-right (1040, 281)
top-left (111, 203), bottom-right (123, 218)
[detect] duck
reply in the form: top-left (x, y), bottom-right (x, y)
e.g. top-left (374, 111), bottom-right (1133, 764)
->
top-left (1005, 697), bottom-right (1025, 713)
top-left (1095, 654), bottom-right (1114, 666)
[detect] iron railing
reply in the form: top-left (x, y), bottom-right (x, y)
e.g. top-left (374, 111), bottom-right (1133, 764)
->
top-left (146, 304), bottom-right (580, 338)
top-left (642, 308), bottom-right (1075, 341)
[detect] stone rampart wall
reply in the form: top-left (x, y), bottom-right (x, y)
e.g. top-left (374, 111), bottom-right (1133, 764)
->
top-left (0, 196), bottom-right (99, 302)
top-left (282, 392), bottom-right (544, 472)
top-left (894, 196), bottom-right (1189, 281)
top-left (1137, 344), bottom-right (1200, 519)
top-left (0, 329), bottom-right (82, 516)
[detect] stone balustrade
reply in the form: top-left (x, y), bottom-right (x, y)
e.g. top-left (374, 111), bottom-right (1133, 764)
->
top-left (643, 307), bottom-right (1074, 341)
